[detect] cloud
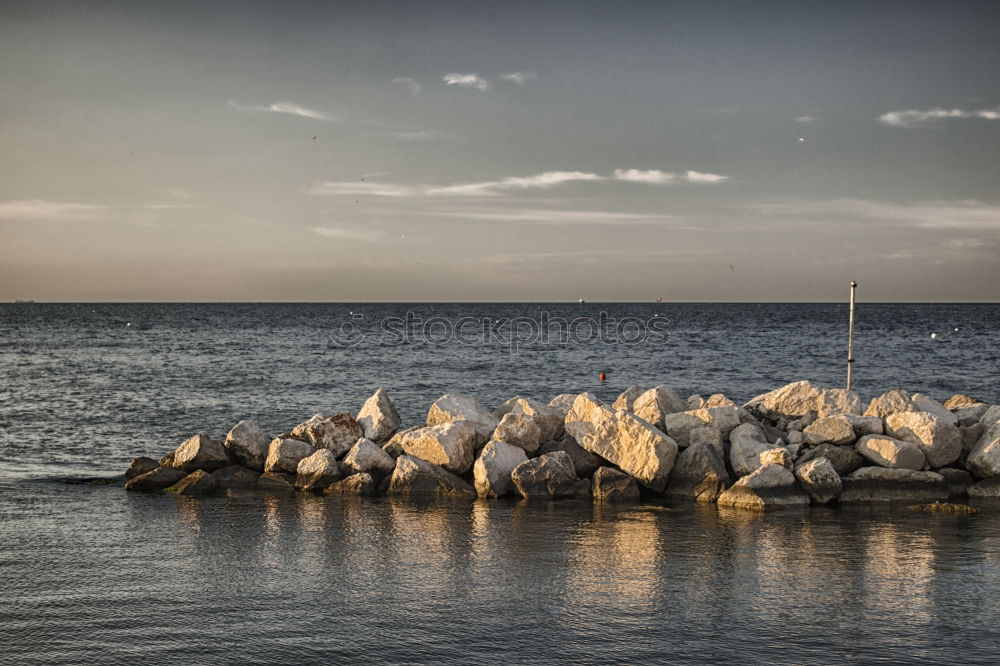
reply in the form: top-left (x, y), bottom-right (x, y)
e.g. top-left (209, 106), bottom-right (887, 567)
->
top-left (391, 130), bottom-right (442, 141)
top-left (227, 100), bottom-right (336, 121)
top-left (312, 226), bottom-right (385, 242)
top-left (878, 105), bottom-right (1000, 128)
top-left (613, 169), bottom-right (675, 184)
top-left (392, 77), bottom-right (422, 95)
top-left (309, 181), bottom-right (417, 197)
top-left (426, 171), bottom-right (603, 196)
top-left (0, 199), bottom-right (104, 220)
top-left (443, 73), bottom-right (489, 91)
top-left (750, 198), bottom-right (1000, 230)
top-left (794, 115), bottom-right (816, 123)
top-left (436, 208), bottom-right (678, 225)
top-left (684, 171), bottom-right (729, 184)
top-left (500, 71), bottom-right (537, 85)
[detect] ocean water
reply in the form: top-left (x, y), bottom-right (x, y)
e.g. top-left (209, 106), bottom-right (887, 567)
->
top-left (1, 303), bottom-right (999, 664)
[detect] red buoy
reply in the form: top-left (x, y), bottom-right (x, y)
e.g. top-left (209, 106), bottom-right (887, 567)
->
top-left (599, 371), bottom-right (606, 382)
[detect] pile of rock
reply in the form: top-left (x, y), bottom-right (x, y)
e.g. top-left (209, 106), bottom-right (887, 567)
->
top-left (123, 381), bottom-right (1000, 510)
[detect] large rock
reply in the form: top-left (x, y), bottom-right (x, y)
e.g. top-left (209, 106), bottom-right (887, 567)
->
top-left (728, 423), bottom-right (772, 478)
top-left (794, 457), bottom-right (842, 504)
top-left (538, 435), bottom-right (603, 477)
top-left (495, 397), bottom-right (565, 441)
top-left (689, 426), bottom-right (725, 461)
top-left (591, 467), bottom-right (640, 501)
top-left (955, 404), bottom-right (990, 427)
top-left (968, 477), bottom-right (1000, 499)
top-left (356, 388), bottom-right (401, 443)
top-left (717, 464), bottom-right (810, 510)
top-left (796, 443), bottom-right (866, 476)
top-left (961, 423), bottom-right (985, 454)
top-left (397, 420), bottom-right (478, 474)
top-left (612, 386), bottom-right (646, 411)
top-left (885, 411), bottom-right (961, 468)
top-left (258, 472), bottom-right (296, 492)
top-left (342, 438), bottom-right (396, 477)
top-left (838, 467), bottom-right (949, 503)
top-left (548, 393), bottom-right (586, 416)
top-left (981, 405), bottom-right (1000, 427)
top-left (474, 440), bottom-right (528, 498)
top-left (745, 380), bottom-right (861, 421)
top-left (944, 394), bottom-right (984, 410)
top-left (855, 434), bottom-right (926, 470)
top-left (324, 472), bottom-right (377, 497)
top-left (662, 405), bottom-right (740, 447)
top-left (386, 455), bottom-right (475, 498)
top-left (564, 394), bottom-right (677, 492)
top-left (167, 469), bottom-right (217, 496)
top-left (211, 465), bottom-right (260, 490)
top-left (842, 414), bottom-right (884, 437)
top-left (492, 412), bottom-right (542, 454)
top-left (665, 442), bottom-right (731, 502)
top-left (632, 385), bottom-right (687, 429)
top-left (966, 422), bottom-right (1000, 479)
top-left (171, 434), bottom-right (232, 472)
top-left (124, 456), bottom-right (159, 479)
top-left (124, 466), bottom-right (186, 492)
top-left (291, 413), bottom-right (363, 458)
top-left (382, 425), bottom-right (421, 458)
top-left (295, 449), bottom-right (343, 492)
top-left (803, 416), bottom-right (857, 446)
top-left (864, 389), bottom-right (916, 419)
top-left (911, 393), bottom-right (959, 426)
top-left (264, 437), bottom-right (315, 474)
top-left (427, 393), bottom-right (499, 441)
top-left (511, 451), bottom-right (588, 499)
top-left (938, 467), bottom-right (974, 497)
top-left (759, 448), bottom-right (793, 469)
top-left (224, 420), bottom-right (270, 471)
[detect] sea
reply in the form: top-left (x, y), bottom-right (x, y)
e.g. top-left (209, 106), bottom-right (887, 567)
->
top-left (1, 302), bottom-right (999, 664)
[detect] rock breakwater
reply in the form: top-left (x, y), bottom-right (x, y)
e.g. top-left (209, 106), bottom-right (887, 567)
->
top-left (124, 381), bottom-right (1000, 510)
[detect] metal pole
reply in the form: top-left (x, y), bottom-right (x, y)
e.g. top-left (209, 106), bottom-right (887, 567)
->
top-left (847, 281), bottom-right (857, 391)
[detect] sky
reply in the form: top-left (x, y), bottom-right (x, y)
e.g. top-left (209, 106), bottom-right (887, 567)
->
top-left (1, 0), bottom-right (998, 302)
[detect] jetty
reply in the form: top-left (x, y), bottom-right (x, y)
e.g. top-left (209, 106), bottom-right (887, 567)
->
top-left (123, 381), bottom-right (1000, 509)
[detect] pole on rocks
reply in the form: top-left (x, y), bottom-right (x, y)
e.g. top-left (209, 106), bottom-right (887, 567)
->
top-left (847, 281), bottom-right (857, 391)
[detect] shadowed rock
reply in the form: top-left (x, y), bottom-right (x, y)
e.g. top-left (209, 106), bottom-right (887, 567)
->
top-left (729, 423), bottom-right (772, 478)
top-left (125, 456), bottom-right (159, 479)
top-left (387, 455), bottom-right (475, 498)
top-left (538, 435), bottom-right (603, 477)
top-left (167, 469), bottom-right (216, 496)
top-left (225, 420), bottom-right (269, 471)
top-left (838, 467), bottom-right (948, 504)
top-left (966, 422), bottom-right (1000, 478)
top-left (511, 451), bottom-right (589, 499)
top-left (717, 464), bottom-right (810, 510)
top-left (124, 466), bottom-right (186, 492)
top-left (591, 466), bottom-right (640, 501)
top-left (794, 457), bottom-right (842, 504)
top-left (324, 472), bottom-right (377, 497)
top-left (258, 472), bottom-right (296, 492)
top-left (796, 443), bottom-right (866, 476)
top-left (211, 465), bottom-right (260, 490)
top-left (665, 442), bottom-right (731, 502)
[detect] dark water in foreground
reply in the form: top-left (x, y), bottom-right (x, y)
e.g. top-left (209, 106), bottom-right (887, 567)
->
top-left (1, 303), bottom-right (999, 664)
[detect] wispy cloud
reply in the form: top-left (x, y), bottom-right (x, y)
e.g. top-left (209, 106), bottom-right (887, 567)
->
top-left (227, 100), bottom-right (337, 121)
top-left (794, 115), bottom-right (817, 124)
top-left (391, 130), bottom-right (442, 141)
top-left (427, 171), bottom-right (602, 196)
top-left (684, 171), bottom-right (729, 184)
top-left (309, 182), bottom-right (417, 197)
top-left (312, 226), bottom-right (385, 242)
top-left (500, 71), bottom-right (537, 85)
top-left (311, 168), bottom-right (730, 198)
top-left (392, 77), bottom-right (422, 95)
top-left (443, 73), bottom-right (489, 91)
top-left (0, 199), bottom-right (104, 220)
top-left (613, 169), bottom-right (675, 184)
top-left (878, 105), bottom-right (1000, 128)
top-left (436, 208), bottom-right (678, 225)
top-left (751, 198), bottom-right (1000, 230)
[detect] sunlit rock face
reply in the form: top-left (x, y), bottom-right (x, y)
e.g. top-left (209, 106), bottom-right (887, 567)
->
top-left (716, 464), bottom-right (810, 510)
